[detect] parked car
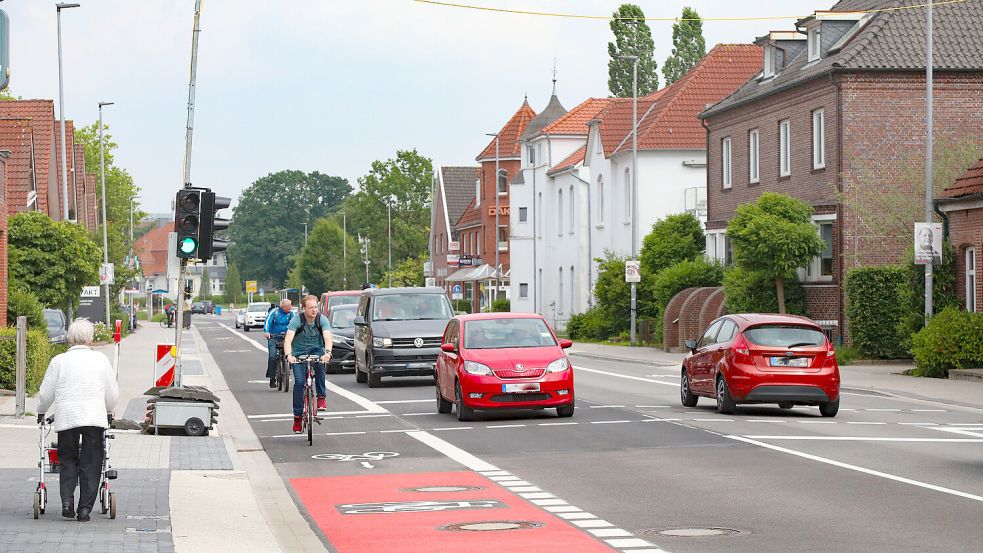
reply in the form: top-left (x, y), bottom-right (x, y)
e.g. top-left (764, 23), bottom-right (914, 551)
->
top-left (320, 290), bottom-right (361, 319)
top-left (436, 313), bottom-right (575, 421)
top-left (202, 300), bottom-right (214, 314)
top-left (681, 314), bottom-right (840, 417)
top-left (353, 287), bottom-right (453, 387)
top-left (242, 302), bottom-right (271, 331)
top-left (327, 304), bottom-right (357, 373)
top-left (43, 308), bottom-right (68, 344)
top-left (235, 309), bottom-right (246, 329)
top-left (191, 302), bottom-right (206, 314)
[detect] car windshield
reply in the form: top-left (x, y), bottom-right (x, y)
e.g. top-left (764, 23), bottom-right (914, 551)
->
top-left (372, 294), bottom-right (453, 321)
top-left (331, 308), bottom-right (356, 329)
top-left (464, 318), bottom-right (557, 349)
top-left (247, 304), bottom-right (268, 312)
top-left (744, 325), bottom-right (826, 348)
top-left (44, 311), bottom-right (63, 326)
top-left (328, 295), bottom-right (360, 310)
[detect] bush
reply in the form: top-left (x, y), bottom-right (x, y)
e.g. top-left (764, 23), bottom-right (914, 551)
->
top-left (845, 266), bottom-right (908, 359)
top-left (640, 213), bottom-right (706, 276)
top-left (566, 306), bottom-right (617, 341)
top-left (6, 285), bottom-right (46, 330)
top-left (593, 252), bottom-right (631, 335)
top-left (491, 299), bottom-right (510, 312)
top-left (911, 307), bottom-right (983, 377)
top-left (897, 240), bottom-right (959, 353)
top-left (452, 299), bottom-right (472, 314)
top-left (0, 328), bottom-right (53, 393)
top-left (723, 267), bottom-right (806, 315)
top-left (650, 258), bottom-right (724, 342)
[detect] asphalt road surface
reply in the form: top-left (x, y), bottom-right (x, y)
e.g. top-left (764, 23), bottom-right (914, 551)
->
top-left (195, 317), bottom-right (983, 553)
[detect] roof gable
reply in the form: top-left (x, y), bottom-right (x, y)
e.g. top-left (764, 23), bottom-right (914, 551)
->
top-left (538, 98), bottom-right (611, 137)
top-left (477, 100), bottom-right (537, 160)
top-left (0, 118), bottom-right (36, 213)
top-left (134, 224), bottom-right (174, 277)
top-left (0, 100), bottom-right (55, 212)
top-left (547, 146), bottom-right (587, 176)
top-left (943, 158), bottom-right (983, 198)
top-left (439, 166), bottom-right (479, 232)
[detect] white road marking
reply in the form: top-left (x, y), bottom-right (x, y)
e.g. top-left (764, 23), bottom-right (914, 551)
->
top-left (573, 519), bottom-right (614, 528)
top-left (531, 499), bottom-right (568, 506)
top-left (479, 470), bottom-right (511, 477)
top-left (606, 539), bottom-right (658, 549)
top-left (748, 420), bottom-right (787, 423)
top-left (355, 414), bottom-right (393, 419)
top-left (589, 528), bottom-right (634, 537)
top-left (361, 462), bottom-right (374, 469)
top-left (693, 418), bottom-right (734, 422)
top-left (487, 424), bottom-right (526, 429)
top-left (508, 486), bottom-right (542, 493)
top-left (574, 366), bottom-right (678, 387)
top-left (247, 380), bottom-right (269, 384)
top-left (591, 420), bottom-right (631, 424)
top-left (932, 427), bottom-right (983, 438)
top-left (589, 405), bottom-right (626, 408)
top-left (743, 435), bottom-right (983, 442)
top-left (374, 399), bottom-right (434, 404)
top-left (866, 408), bottom-right (902, 412)
top-left (558, 512), bottom-right (597, 520)
top-left (322, 431), bottom-right (366, 436)
top-left (846, 422), bottom-right (887, 425)
top-left (520, 492), bottom-right (556, 499)
top-left (489, 476), bottom-right (521, 481)
top-left (248, 410), bottom-right (375, 418)
top-left (404, 413), bottom-right (433, 417)
top-left (636, 405), bottom-right (671, 408)
top-left (405, 430), bottom-right (499, 472)
top-left (539, 422), bottom-right (578, 426)
top-left (797, 421), bottom-right (838, 424)
top-left (728, 435), bottom-right (983, 502)
top-left (544, 505), bottom-right (582, 513)
top-left (379, 429), bottom-right (411, 434)
top-left (911, 409), bottom-right (947, 412)
top-left (432, 427), bottom-right (472, 431)
top-left (899, 422), bottom-right (937, 426)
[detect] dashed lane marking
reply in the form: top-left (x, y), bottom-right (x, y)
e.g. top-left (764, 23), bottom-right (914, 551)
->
top-left (573, 366), bottom-right (678, 387)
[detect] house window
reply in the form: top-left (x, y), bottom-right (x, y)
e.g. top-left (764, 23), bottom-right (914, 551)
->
top-left (813, 109), bottom-right (825, 169)
top-left (475, 179), bottom-right (481, 207)
top-left (779, 120), bottom-right (791, 177)
top-left (722, 137), bottom-right (732, 189)
top-left (498, 170), bottom-right (508, 195)
top-left (569, 185), bottom-right (575, 233)
top-left (762, 44), bottom-right (774, 78)
top-left (498, 226), bottom-right (508, 252)
top-left (803, 219), bottom-right (834, 281)
top-left (519, 207), bottom-right (528, 223)
top-left (528, 145), bottom-right (536, 166)
top-left (558, 188), bottom-right (564, 235)
top-left (706, 230), bottom-right (730, 265)
top-left (570, 266), bottom-right (576, 314)
top-left (967, 247), bottom-right (977, 312)
top-left (749, 129), bottom-right (760, 183)
top-left (520, 283), bottom-right (529, 299)
top-left (558, 267), bottom-right (564, 314)
top-left (624, 168), bottom-right (632, 221)
top-left (808, 27), bottom-right (821, 62)
top-left (537, 192), bottom-right (542, 238)
top-left (597, 175), bottom-right (605, 225)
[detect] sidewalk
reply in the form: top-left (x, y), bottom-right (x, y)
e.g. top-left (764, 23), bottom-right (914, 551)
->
top-left (567, 341), bottom-right (983, 409)
top-left (0, 319), bottom-right (325, 553)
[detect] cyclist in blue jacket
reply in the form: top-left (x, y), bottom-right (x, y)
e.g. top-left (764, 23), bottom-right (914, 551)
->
top-left (264, 299), bottom-right (294, 388)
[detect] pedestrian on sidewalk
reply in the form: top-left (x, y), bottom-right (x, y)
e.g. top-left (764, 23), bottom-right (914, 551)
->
top-left (36, 319), bottom-right (120, 523)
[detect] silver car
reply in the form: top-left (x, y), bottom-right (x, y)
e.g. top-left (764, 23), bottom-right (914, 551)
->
top-left (243, 302), bottom-right (270, 331)
top-left (235, 309), bottom-right (246, 329)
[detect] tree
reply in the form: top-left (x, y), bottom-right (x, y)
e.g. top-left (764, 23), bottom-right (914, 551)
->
top-left (225, 264), bottom-right (243, 305)
top-left (608, 4), bottom-right (659, 97)
top-left (297, 218), bottom-right (363, 295)
top-left (381, 254), bottom-right (427, 288)
top-left (592, 251), bottom-right (631, 331)
top-left (640, 213), bottom-right (705, 277)
top-left (662, 7), bottom-right (707, 85)
top-left (726, 193), bottom-right (825, 313)
top-left (8, 212), bottom-right (101, 314)
top-left (227, 170), bottom-right (352, 286)
top-left (200, 267), bottom-right (211, 300)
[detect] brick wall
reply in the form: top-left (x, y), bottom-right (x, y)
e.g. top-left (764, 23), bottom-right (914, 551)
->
top-left (478, 159), bottom-right (519, 272)
top-left (945, 207), bottom-right (983, 312)
top-left (0, 157), bottom-right (8, 326)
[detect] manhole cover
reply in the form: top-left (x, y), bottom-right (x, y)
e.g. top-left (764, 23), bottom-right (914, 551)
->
top-left (440, 520), bottom-right (543, 532)
top-left (638, 527), bottom-right (746, 538)
top-left (403, 486), bottom-right (485, 493)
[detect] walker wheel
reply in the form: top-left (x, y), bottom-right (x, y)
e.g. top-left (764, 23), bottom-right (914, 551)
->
top-left (109, 492), bottom-right (117, 520)
top-left (100, 486), bottom-right (108, 514)
top-left (33, 493), bottom-right (40, 519)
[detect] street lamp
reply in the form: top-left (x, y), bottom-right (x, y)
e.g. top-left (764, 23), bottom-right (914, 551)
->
top-left (387, 201), bottom-right (392, 287)
top-left (301, 222), bottom-right (308, 245)
top-left (486, 132), bottom-right (500, 305)
top-left (98, 100), bottom-right (113, 327)
top-left (56, 2), bottom-right (80, 222)
top-left (618, 54), bottom-right (639, 347)
top-left (129, 194), bottom-right (141, 247)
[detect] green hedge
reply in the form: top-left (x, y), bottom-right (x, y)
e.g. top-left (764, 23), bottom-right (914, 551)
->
top-left (491, 299), bottom-right (510, 312)
top-left (567, 306), bottom-right (617, 341)
top-left (0, 328), bottom-right (53, 393)
top-left (911, 307), bottom-right (983, 377)
top-left (6, 285), bottom-right (46, 330)
top-left (845, 266), bottom-right (908, 359)
top-left (723, 267), bottom-right (806, 315)
top-left (452, 299), bottom-right (472, 314)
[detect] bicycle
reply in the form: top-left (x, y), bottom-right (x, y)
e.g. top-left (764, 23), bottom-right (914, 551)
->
top-left (272, 334), bottom-right (289, 393)
top-left (159, 315), bottom-right (174, 328)
top-left (295, 354), bottom-right (328, 446)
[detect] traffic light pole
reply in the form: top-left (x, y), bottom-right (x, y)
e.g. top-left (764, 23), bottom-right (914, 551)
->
top-left (174, 259), bottom-right (187, 388)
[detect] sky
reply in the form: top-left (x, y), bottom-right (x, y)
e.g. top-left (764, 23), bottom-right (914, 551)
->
top-left (2, 0), bottom-right (828, 215)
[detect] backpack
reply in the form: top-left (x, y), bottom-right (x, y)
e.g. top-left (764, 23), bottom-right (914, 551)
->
top-left (298, 310), bottom-right (325, 346)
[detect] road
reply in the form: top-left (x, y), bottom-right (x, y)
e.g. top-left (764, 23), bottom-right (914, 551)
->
top-left (195, 317), bottom-right (983, 553)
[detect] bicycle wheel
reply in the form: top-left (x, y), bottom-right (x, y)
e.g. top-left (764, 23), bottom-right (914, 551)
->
top-left (276, 355), bottom-right (284, 392)
top-left (306, 381), bottom-right (315, 446)
top-left (280, 356), bottom-right (290, 393)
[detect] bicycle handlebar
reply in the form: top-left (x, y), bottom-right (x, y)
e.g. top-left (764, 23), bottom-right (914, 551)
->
top-left (295, 354), bottom-right (324, 362)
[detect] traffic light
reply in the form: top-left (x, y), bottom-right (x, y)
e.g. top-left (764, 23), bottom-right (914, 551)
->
top-left (198, 190), bottom-right (231, 260)
top-left (174, 189), bottom-right (202, 259)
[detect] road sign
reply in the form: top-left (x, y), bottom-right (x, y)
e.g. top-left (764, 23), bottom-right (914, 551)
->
top-left (245, 280), bottom-right (258, 293)
top-left (425, 277), bottom-right (436, 287)
top-left (154, 344), bottom-right (176, 387)
top-left (99, 263), bottom-right (115, 285)
top-left (452, 284), bottom-right (463, 300)
top-left (625, 260), bottom-right (641, 283)
top-left (259, 287), bottom-right (265, 296)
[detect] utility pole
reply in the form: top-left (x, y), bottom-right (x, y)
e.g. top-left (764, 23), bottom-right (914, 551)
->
top-left (56, 3), bottom-right (80, 222)
top-left (486, 132), bottom-right (501, 303)
top-left (388, 201), bottom-right (393, 287)
top-left (99, 101), bottom-right (114, 328)
top-left (618, 54), bottom-right (639, 347)
top-left (343, 212), bottom-right (348, 289)
top-left (924, 2), bottom-right (934, 324)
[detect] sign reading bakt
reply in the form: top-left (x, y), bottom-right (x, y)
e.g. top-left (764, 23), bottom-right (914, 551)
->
top-left (625, 260), bottom-right (641, 283)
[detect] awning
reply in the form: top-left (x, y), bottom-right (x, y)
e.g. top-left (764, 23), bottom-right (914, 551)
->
top-left (445, 264), bottom-right (508, 282)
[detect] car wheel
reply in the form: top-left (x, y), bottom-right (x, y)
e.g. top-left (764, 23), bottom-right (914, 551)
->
top-left (244, 326), bottom-right (249, 332)
top-left (778, 402), bottom-right (794, 410)
top-left (435, 375), bottom-right (452, 414)
top-left (355, 364), bottom-right (367, 384)
top-left (680, 370), bottom-right (698, 407)
top-left (455, 381), bottom-right (474, 422)
top-left (366, 353), bottom-right (382, 388)
top-left (556, 396), bottom-right (575, 418)
top-left (716, 376), bottom-right (736, 415)
top-left (819, 398), bottom-right (839, 417)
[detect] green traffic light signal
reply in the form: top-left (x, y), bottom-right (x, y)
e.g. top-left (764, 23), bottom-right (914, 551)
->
top-left (179, 236), bottom-right (198, 255)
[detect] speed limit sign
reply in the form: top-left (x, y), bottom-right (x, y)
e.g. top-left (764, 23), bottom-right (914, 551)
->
top-left (625, 260), bottom-right (641, 283)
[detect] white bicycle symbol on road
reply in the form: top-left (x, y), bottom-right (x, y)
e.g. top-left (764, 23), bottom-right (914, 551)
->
top-left (312, 452), bottom-right (400, 462)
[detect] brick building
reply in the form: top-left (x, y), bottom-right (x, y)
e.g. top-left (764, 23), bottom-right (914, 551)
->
top-left (428, 166), bottom-right (478, 290)
top-left (700, 0), bottom-right (983, 343)
top-left (938, 158), bottom-right (983, 313)
top-left (0, 100), bottom-right (56, 217)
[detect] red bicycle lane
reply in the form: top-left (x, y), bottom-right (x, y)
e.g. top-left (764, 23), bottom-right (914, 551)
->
top-left (291, 471), bottom-right (618, 553)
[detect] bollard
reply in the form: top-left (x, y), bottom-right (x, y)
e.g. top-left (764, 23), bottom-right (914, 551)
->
top-left (15, 316), bottom-right (26, 417)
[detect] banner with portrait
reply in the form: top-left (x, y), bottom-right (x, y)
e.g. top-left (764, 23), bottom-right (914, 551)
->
top-left (914, 222), bottom-right (943, 265)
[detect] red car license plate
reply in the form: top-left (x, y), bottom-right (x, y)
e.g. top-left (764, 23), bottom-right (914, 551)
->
top-left (769, 356), bottom-right (810, 367)
top-left (503, 383), bottom-right (541, 393)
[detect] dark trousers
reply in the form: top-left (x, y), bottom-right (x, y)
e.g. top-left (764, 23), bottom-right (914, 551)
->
top-left (292, 362), bottom-right (326, 416)
top-left (57, 426), bottom-right (105, 511)
top-left (266, 338), bottom-right (278, 378)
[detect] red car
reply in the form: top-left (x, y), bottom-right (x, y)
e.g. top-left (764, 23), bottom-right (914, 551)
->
top-left (436, 313), bottom-right (575, 421)
top-left (681, 314), bottom-right (840, 417)
top-left (319, 290), bottom-right (362, 319)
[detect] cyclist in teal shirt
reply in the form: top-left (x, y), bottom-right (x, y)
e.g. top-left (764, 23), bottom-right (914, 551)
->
top-left (284, 295), bottom-right (332, 433)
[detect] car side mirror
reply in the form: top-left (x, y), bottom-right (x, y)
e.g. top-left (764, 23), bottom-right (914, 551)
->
top-left (559, 339), bottom-right (573, 349)
top-left (441, 343), bottom-right (457, 353)
top-left (354, 316), bottom-right (367, 326)
top-left (684, 339), bottom-right (698, 353)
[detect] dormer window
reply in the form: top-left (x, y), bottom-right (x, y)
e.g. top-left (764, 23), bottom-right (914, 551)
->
top-left (762, 45), bottom-right (774, 78)
top-left (475, 179), bottom-right (481, 207)
top-left (808, 27), bottom-right (821, 62)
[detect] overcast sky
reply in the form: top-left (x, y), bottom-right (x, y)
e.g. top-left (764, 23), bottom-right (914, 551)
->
top-left (3, 0), bottom-right (825, 214)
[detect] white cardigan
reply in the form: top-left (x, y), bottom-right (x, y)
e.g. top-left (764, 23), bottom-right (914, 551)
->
top-left (37, 345), bottom-right (119, 432)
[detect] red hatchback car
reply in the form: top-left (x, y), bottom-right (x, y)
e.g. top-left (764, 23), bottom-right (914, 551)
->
top-left (436, 313), bottom-right (575, 421)
top-left (681, 314), bottom-right (840, 417)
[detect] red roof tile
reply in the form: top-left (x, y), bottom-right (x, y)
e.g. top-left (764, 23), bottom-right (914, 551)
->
top-left (593, 97), bottom-right (658, 155)
top-left (454, 198), bottom-right (482, 229)
top-left (547, 146), bottom-right (587, 176)
top-left (0, 118), bottom-right (36, 215)
top-left (52, 119), bottom-right (79, 220)
top-left (539, 98), bottom-right (611, 136)
top-left (943, 158), bottom-right (983, 198)
top-left (477, 100), bottom-right (537, 160)
top-left (134, 224), bottom-right (174, 277)
top-left (0, 101), bottom-right (55, 216)
top-left (85, 173), bottom-right (98, 230)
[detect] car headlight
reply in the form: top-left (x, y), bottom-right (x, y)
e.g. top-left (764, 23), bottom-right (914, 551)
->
top-left (373, 337), bottom-right (392, 348)
top-left (463, 361), bottom-right (493, 376)
top-left (332, 335), bottom-right (345, 345)
top-left (546, 357), bottom-right (569, 373)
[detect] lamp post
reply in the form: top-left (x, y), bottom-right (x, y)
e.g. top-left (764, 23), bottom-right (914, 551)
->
top-left (486, 132), bottom-right (500, 305)
top-left (387, 201), bottom-right (393, 287)
top-left (924, 2), bottom-right (934, 323)
top-left (619, 54), bottom-right (639, 347)
top-left (98, 101), bottom-right (114, 327)
top-left (343, 212), bottom-right (348, 289)
top-left (129, 194), bottom-right (141, 248)
top-left (56, 2), bottom-right (80, 222)
top-left (301, 222), bottom-right (308, 245)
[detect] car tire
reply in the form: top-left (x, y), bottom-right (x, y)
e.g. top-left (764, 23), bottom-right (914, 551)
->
top-left (436, 375), bottom-right (452, 414)
top-left (455, 382), bottom-right (474, 422)
top-left (680, 370), bottom-right (698, 407)
top-left (556, 398), bottom-right (574, 418)
top-left (355, 364), bottom-right (367, 384)
top-left (716, 376), bottom-right (736, 415)
top-left (778, 402), bottom-right (794, 410)
top-left (819, 398), bottom-right (839, 417)
top-left (244, 326), bottom-right (249, 332)
top-left (366, 354), bottom-right (382, 388)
